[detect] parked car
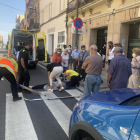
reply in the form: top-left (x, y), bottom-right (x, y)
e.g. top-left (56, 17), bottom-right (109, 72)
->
top-left (69, 88), bottom-right (140, 140)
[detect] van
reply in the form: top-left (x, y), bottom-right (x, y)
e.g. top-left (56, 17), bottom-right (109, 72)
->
top-left (8, 29), bottom-right (47, 68)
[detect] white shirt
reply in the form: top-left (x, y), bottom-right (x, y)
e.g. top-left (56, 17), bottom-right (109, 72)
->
top-left (108, 47), bottom-right (115, 60)
top-left (62, 53), bottom-right (69, 67)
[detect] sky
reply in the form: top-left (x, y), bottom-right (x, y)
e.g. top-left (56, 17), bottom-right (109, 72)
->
top-left (0, 0), bottom-right (25, 44)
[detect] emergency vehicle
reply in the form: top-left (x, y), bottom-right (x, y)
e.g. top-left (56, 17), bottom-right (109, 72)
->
top-left (8, 29), bottom-right (47, 68)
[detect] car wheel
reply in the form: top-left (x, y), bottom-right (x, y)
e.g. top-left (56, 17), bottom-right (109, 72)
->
top-left (82, 137), bottom-right (94, 140)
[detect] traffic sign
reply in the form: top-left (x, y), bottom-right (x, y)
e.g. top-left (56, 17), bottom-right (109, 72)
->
top-left (74, 18), bottom-right (83, 29)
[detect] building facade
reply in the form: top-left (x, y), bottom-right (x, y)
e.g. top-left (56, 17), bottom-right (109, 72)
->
top-left (24, 0), bottom-right (40, 32)
top-left (40, 0), bottom-right (67, 56)
top-left (0, 33), bottom-right (3, 44)
top-left (15, 15), bottom-right (25, 29)
top-left (67, 0), bottom-right (140, 64)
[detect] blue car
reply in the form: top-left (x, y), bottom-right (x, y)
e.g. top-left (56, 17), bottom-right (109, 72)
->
top-left (69, 88), bottom-right (140, 140)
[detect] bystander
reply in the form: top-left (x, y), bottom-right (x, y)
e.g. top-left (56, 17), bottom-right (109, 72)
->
top-left (82, 45), bottom-right (103, 97)
top-left (128, 48), bottom-right (140, 88)
top-left (62, 49), bottom-right (69, 80)
top-left (107, 41), bottom-right (114, 66)
top-left (78, 45), bottom-right (90, 81)
top-left (67, 45), bottom-right (73, 69)
top-left (71, 46), bottom-right (80, 71)
top-left (52, 48), bottom-right (62, 65)
top-left (107, 47), bottom-right (132, 90)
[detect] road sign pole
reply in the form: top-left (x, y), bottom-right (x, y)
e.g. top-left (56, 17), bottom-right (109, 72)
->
top-left (75, 0), bottom-right (79, 46)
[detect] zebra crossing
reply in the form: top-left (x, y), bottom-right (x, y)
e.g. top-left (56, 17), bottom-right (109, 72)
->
top-left (4, 88), bottom-right (84, 140)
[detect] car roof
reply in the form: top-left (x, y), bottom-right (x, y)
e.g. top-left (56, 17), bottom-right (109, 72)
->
top-left (83, 88), bottom-right (140, 105)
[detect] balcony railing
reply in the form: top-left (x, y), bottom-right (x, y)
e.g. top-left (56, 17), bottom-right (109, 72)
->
top-left (27, 23), bottom-right (39, 31)
top-left (27, 10), bottom-right (39, 21)
top-left (27, 0), bottom-right (38, 9)
top-left (67, 0), bottom-right (94, 14)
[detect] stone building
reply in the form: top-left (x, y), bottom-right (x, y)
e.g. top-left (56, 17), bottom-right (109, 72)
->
top-left (24, 0), bottom-right (40, 32)
top-left (67, 0), bottom-right (140, 63)
top-left (15, 15), bottom-right (25, 29)
top-left (40, 0), bottom-right (67, 56)
top-left (0, 33), bottom-right (3, 44)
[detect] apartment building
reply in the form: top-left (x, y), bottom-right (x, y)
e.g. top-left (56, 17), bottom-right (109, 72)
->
top-left (15, 15), bottom-right (25, 29)
top-left (67, 0), bottom-right (140, 63)
top-left (24, 0), bottom-right (40, 32)
top-left (0, 33), bottom-right (3, 43)
top-left (40, 0), bottom-right (67, 55)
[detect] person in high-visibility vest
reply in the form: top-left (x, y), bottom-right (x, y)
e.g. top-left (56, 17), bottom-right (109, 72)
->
top-left (0, 55), bottom-right (22, 101)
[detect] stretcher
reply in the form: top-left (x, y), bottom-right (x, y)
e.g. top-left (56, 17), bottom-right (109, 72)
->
top-left (24, 95), bottom-right (83, 101)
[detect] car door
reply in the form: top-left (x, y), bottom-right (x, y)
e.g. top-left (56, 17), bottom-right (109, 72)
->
top-left (35, 32), bottom-right (47, 62)
top-left (129, 110), bottom-right (140, 140)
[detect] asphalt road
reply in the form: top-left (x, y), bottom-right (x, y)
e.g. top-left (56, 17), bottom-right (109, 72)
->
top-left (0, 49), bottom-right (108, 140)
top-left (0, 56), bottom-right (82, 140)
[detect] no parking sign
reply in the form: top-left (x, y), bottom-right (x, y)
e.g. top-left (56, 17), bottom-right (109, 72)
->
top-left (74, 18), bottom-right (83, 29)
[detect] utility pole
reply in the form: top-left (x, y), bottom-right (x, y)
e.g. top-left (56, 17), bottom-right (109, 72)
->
top-left (35, 7), bottom-right (37, 33)
top-left (75, 0), bottom-right (78, 46)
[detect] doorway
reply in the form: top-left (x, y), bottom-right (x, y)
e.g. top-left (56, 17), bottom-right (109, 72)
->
top-left (97, 28), bottom-right (108, 52)
top-left (128, 22), bottom-right (140, 60)
top-left (48, 34), bottom-right (54, 55)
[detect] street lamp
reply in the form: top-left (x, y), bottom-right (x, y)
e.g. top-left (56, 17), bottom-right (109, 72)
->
top-left (28, 7), bottom-right (37, 33)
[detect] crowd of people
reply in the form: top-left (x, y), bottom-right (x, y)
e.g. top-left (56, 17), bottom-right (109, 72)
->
top-left (47, 41), bottom-right (140, 96)
top-left (1, 40), bottom-right (140, 102)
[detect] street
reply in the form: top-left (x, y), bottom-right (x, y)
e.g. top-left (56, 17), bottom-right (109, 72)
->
top-left (0, 48), bottom-right (109, 140)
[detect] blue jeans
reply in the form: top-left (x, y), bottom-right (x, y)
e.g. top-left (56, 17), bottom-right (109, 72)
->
top-left (83, 74), bottom-right (101, 97)
top-left (62, 67), bottom-right (68, 80)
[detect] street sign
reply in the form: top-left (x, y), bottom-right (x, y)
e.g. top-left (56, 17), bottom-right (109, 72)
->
top-left (72, 23), bottom-right (85, 34)
top-left (74, 18), bottom-right (83, 29)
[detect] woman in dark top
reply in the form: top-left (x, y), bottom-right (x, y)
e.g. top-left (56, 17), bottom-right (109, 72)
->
top-left (67, 45), bottom-right (72, 69)
top-left (46, 63), bottom-right (64, 92)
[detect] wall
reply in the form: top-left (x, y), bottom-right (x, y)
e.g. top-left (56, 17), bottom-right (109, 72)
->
top-left (40, 0), bottom-right (67, 55)
top-left (67, 0), bottom-right (140, 70)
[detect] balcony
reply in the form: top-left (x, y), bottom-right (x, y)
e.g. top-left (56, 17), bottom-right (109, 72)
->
top-left (27, 0), bottom-right (38, 9)
top-left (68, 0), bottom-right (95, 14)
top-left (27, 23), bottom-right (39, 31)
top-left (27, 10), bottom-right (39, 21)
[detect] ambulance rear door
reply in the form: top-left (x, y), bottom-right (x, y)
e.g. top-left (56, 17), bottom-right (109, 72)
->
top-left (35, 32), bottom-right (47, 62)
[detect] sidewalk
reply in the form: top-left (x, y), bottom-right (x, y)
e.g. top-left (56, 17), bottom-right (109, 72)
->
top-left (39, 62), bottom-right (109, 91)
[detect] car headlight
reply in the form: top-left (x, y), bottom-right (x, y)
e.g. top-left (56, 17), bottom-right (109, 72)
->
top-left (73, 102), bottom-right (79, 111)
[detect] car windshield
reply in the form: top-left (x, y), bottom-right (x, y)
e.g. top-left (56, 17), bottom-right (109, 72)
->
top-left (120, 95), bottom-right (140, 106)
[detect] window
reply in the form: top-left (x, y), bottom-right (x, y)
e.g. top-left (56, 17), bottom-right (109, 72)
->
top-left (25, 14), bottom-right (26, 20)
top-left (49, 4), bottom-right (52, 19)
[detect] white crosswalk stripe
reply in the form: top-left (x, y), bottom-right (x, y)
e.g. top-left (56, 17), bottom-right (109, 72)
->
top-left (5, 89), bottom-right (83, 139)
top-left (65, 89), bottom-right (83, 101)
top-left (6, 93), bottom-right (38, 140)
top-left (41, 91), bottom-right (72, 136)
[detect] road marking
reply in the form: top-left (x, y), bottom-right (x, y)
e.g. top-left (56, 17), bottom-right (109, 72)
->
top-left (37, 63), bottom-right (46, 70)
top-left (5, 93), bottom-right (38, 140)
top-left (65, 89), bottom-right (83, 101)
top-left (41, 91), bottom-right (72, 136)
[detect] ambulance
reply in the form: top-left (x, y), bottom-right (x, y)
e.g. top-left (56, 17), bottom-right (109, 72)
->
top-left (8, 29), bottom-right (47, 68)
